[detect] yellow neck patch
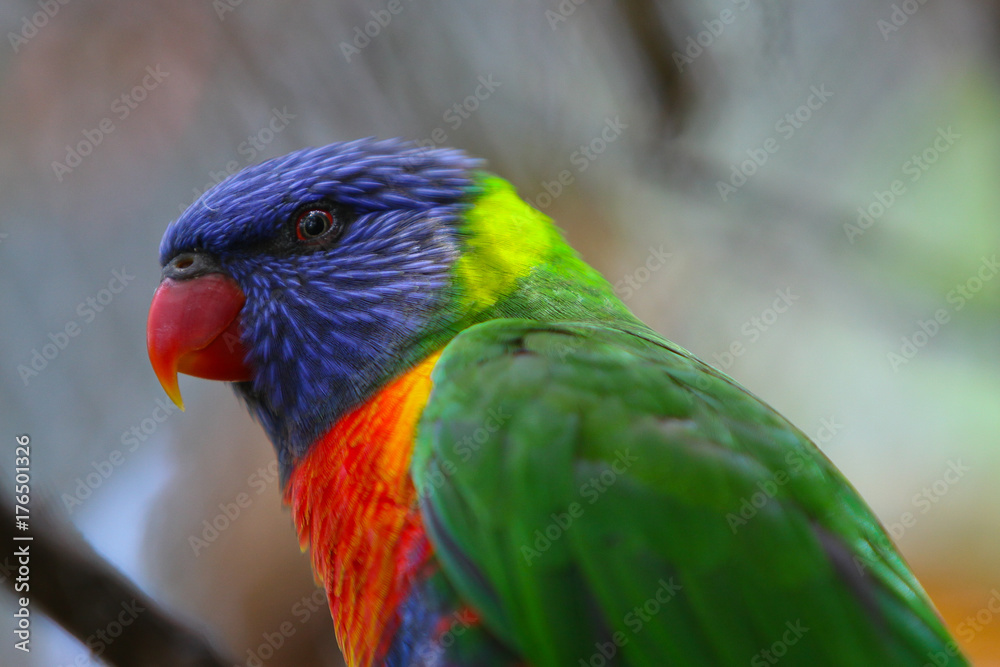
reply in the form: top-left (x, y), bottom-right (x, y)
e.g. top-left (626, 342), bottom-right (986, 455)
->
top-left (454, 175), bottom-right (562, 310)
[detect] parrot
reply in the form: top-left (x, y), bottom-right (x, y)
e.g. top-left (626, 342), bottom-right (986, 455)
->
top-left (146, 138), bottom-right (969, 667)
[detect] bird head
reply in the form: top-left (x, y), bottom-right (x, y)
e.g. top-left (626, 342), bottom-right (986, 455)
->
top-left (147, 138), bottom-right (566, 470)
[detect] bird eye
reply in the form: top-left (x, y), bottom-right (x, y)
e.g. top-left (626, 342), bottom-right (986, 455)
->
top-left (295, 208), bottom-right (340, 243)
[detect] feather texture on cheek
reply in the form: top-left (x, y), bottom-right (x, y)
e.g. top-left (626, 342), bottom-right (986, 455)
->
top-left (284, 352), bottom-right (441, 667)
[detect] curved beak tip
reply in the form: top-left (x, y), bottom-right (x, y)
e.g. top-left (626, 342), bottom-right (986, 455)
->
top-left (161, 373), bottom-right (186, 412)
top-left (147, 326), bottom-right (186, 410)
top-left (166, 391), bottom-right (186, 412)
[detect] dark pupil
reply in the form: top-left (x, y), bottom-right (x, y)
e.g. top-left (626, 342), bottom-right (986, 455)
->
top-left (302, 211), bottom-right (329, 237)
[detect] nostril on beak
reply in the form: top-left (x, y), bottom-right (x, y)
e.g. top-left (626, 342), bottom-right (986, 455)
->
top-left (163, 252), bottom-right (220, 281)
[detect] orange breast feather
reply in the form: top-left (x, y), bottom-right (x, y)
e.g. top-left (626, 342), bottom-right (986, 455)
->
top-left (285, 352), bottom-right (441, 667)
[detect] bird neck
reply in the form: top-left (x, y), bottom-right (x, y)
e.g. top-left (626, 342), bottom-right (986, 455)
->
top-left (283, 351), bottom-right (441, 667)
top-left (457, 174), bottom-right (640, 327)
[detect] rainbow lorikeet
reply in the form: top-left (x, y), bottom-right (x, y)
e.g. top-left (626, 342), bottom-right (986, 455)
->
top-left (146, 139), bottom-right (968, 667)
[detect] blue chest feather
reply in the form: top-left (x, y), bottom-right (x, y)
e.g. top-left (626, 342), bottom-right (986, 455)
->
top-left (383, 573), bottom-right (521, 667)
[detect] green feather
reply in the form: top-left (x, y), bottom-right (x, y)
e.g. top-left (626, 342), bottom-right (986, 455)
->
top-left (409, 176), bottom-right (968, 666)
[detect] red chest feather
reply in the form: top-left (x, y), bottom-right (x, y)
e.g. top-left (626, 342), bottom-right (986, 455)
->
top-left (284, 353), bottom-right (441, 667)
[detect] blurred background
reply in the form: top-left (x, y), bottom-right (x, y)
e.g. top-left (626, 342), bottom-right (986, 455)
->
top-left (1, 0), bottom-right (998, 664)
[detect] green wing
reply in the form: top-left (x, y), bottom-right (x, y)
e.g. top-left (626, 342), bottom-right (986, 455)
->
top-left (411, 319), bottom-right (966, 666)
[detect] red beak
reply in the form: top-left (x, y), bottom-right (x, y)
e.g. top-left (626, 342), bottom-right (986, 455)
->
top-left (146, 273), bottom-right (252, 410)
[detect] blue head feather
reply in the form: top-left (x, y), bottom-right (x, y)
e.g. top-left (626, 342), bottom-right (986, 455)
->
top-left (159, 138), bottom-right (482, 472)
